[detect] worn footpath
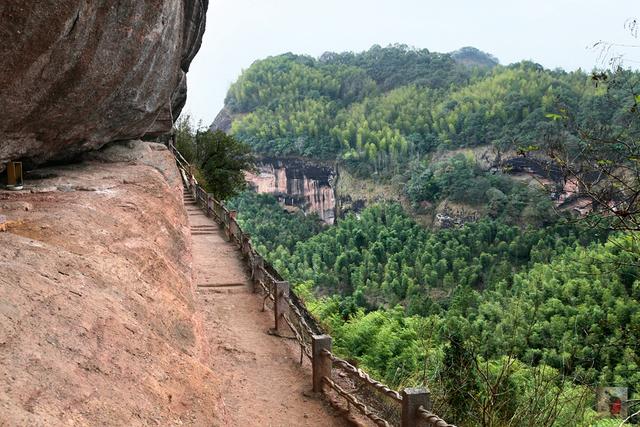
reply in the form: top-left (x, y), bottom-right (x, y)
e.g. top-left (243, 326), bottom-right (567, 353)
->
top-left (185, 189), bottom-right (350, 426)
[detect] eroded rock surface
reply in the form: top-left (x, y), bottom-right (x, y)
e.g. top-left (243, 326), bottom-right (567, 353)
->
top-left (246, 157), bottom-right (336, 224)
top-left (0, 1), bottom-right (207, 170)
top-left (209, 107), bottom-right (234, 133)
top-left (0, 141), bottom-right (227, 426)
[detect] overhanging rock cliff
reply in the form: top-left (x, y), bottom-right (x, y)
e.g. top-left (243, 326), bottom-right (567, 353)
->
top-left (0, 1), bottom-right (208, 170)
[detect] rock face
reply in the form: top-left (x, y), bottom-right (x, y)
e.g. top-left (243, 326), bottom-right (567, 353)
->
top-left (246, 157), bottom-right (336, 224)
top-left (0, 141), bottom-right (227, 425)
top-left (209, 107), bottom-right (234, 133)
top-left (0, 1), bottom-right (208, 170)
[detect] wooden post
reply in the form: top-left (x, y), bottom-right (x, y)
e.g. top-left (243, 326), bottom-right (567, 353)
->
top-left (223, 211), bottom-right (231, 241)
top-left (274, 281), bottom-right (289, 333)
top-left (227, 210), bottom-right (238, 242)
top-left (215, 202), bottom-right (223, 222)
top-left (401, 388), bottom-right (431, 427)
top-left (6, 162), bottom-right (16, 186)
top-left (241, 233), bottom-right (251, 256)
top-left (312, 335), bottom-right (332, 393)
top-left (5, 162), bottom-right (23, 189)
top-left (206, 195), bottom-right (213, 217)
top-left (211, 200), bottom-right (217, 221)
top-left (251, 255), bottom-right (264, 293)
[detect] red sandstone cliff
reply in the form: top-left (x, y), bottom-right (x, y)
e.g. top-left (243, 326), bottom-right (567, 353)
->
top-left (0, 1), bottom-right (207, 170)
top-left (246, 158), bottom-right (336, 224)
top-left (0, 142), bottom-right (227, 425)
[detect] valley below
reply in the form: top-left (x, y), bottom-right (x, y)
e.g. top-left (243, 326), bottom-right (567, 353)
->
top-left (201, 43), bottom-right (640, 425)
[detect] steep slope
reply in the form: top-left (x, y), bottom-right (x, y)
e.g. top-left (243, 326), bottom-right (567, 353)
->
top-left (0, 0), bottom-right (207, 170)
top-left (0, 141), bottom-right (227, 425)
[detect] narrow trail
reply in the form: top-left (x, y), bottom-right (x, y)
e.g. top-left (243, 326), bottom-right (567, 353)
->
top-left (184, 190), bottom-right (350, 427)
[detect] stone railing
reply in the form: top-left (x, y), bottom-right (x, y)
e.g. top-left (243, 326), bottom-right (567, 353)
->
top-left (168, 142), bottom-right (456, 427)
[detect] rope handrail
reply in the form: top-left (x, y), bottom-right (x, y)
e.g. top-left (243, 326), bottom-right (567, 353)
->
top-left (417, 406), bottom-right (458, 427)
top-left (172, 146), bottom-right (190, 169)
top-left (283, 313), bottom-right (313, 363)
top-left (321, 349), bottom-right (403, 403)
top-left (285, 296), bottom-right (315, 339)
top-left (322, 377), bottom-right (392, 427)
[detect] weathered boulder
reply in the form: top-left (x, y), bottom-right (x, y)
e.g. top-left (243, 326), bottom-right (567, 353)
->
top-left (0, 1), bottom-right (207, 170)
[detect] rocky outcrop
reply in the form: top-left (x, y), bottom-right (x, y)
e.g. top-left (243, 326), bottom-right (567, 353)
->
top-left (0, 1), bottom-right (208, 170)
top-left (246, 157), bottom-right (336, 224)
top-left (434, 202), bottom-right (480, 228)
top-left (450, 46), bottom-right (499, 68)
top-left (0, 141), bottom-right (227, 425)
top-left (209, 107), bottom-right (234, 133)
top-left (172, 0), bottom-right (208, 119)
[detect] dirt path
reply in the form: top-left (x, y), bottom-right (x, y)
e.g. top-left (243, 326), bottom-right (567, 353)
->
top-left (185, 190), bottom-right (350, 427)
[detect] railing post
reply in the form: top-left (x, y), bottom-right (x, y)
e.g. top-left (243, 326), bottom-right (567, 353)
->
top-left (206, 195), bottom-right (214, 217)
top-left (312, 335), bottom-right (332, 393)
top-left (401, 387), bottom-right (431, 427)
top-left (251, 255), bottom-right (264, 293)
top-left (212, 200), bottom-right (219, 222)
top-left (274, 281), bottom-right (289, 333)
top-left (223, 211), bottom-right (231, 240)
top-left (216, 202), bottom-right (223, 222)
top-left (226, 210), bottom-right (238, 242)
top-left (241, 233), bottom-right (251, 257)
top-left (189, 173), bottom-right (196, 198)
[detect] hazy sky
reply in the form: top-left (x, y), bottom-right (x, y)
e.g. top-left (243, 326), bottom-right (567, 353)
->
top-left (183, 0), bottom-right (639, 125)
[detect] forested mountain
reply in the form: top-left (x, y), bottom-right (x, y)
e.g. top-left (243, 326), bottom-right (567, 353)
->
top-left (220, 44), bottom-right (638, 226)
top-left (215, 44), bottom-right (640, 425)
top-left (222, 44), bottom-right (616, 170)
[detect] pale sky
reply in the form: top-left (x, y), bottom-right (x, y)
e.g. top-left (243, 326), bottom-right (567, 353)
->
top-left (183, 0), bottom-right (639, 126)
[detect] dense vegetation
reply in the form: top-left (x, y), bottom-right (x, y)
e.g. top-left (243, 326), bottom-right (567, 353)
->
top-left (231, 193), bottom-right (639, 425)
top-left (404, 153), bottom-right (557, 225)
top-left (216, 44), bottom-right (640, 425)
top-left (226, 191), bottom-right (325, 252)
top-left (227, 45), bottom-right (479, 161)
top-left (175, 117), bottom-right (255, 200)
top-left (224, 45), bottom-right (618, 175)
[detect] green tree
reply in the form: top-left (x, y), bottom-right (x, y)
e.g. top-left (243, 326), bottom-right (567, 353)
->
top-left (174, 116), bottom-right (255, 200)
top-left (195, 130), bottom-right (256, 200)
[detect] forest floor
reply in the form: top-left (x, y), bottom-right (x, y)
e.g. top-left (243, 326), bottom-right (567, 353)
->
top-left (185, 191), bottom-right (351, 427)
